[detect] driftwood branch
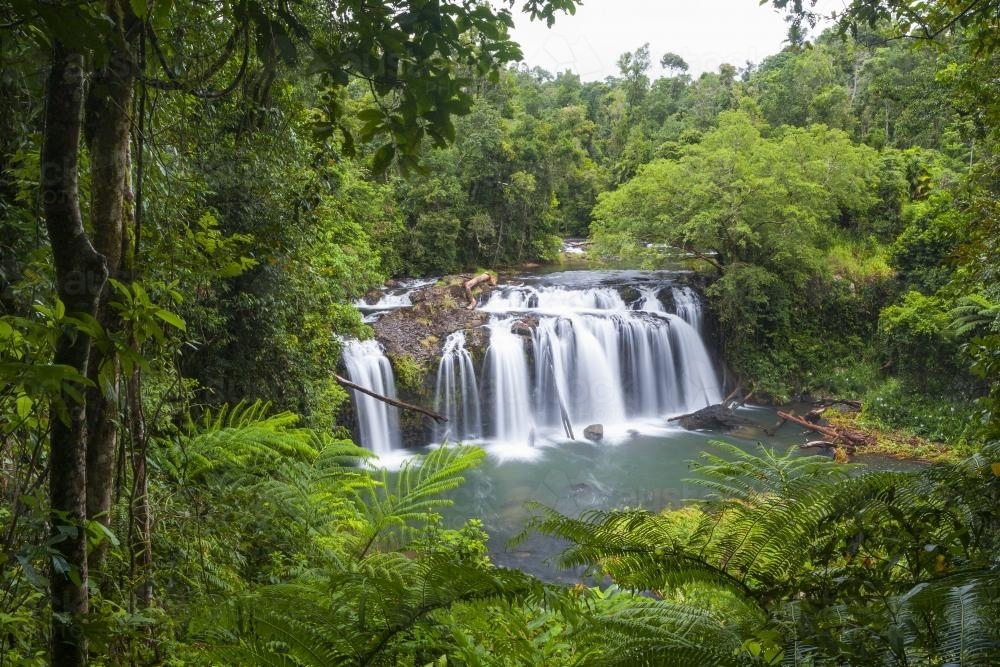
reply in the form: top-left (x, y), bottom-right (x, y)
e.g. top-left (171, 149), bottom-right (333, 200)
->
top-left (464, 272), bottom-right (496, 309)
top-left (776, 410), bottom-right (874, 449)
top-left (335, 374), bottom-right (447, 423)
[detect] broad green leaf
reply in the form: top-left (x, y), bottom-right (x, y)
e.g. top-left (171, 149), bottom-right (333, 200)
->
top-left (154, 308), bottom-right (186, 331)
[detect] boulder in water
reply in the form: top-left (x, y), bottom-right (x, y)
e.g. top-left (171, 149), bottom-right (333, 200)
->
top-left (673, 404), bottom-right (754, 431)
top-left (583, 424), bottom-right (604, 442)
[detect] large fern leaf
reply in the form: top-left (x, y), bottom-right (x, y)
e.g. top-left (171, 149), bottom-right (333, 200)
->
top-left (356, 445), bottom-right (486, 556)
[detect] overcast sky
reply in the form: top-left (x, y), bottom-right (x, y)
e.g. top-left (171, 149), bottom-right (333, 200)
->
top-left (509, 0), bottom-right (844, 80)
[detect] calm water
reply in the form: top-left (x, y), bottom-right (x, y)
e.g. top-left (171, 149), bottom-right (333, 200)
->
top-left (438, 404), bottom-right (818, 583)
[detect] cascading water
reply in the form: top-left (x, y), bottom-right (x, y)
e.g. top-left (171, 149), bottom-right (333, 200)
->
top-left (635, 286), bottom-right (666, 313)
top-left (671, 285), bottom-right (702, 331)
top-left (434, 331), bottom-right (482, 442)
top-left (354, 278), bottom-right (437, 322)
top-left (352, 271), bottom-right (723, 453)
top-left (480, 281), bottom-right (722, 444)
top-left (481, 318), bottom-right (535, 443)
top-left (341, 339), bottom-right (401, 456)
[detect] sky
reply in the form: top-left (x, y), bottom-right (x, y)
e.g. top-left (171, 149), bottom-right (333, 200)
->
top-left (509, 0), bottom-right (844, 81)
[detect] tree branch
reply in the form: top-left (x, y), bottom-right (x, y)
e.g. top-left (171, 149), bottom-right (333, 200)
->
top-left (334, 374), bottom-right (447, 423)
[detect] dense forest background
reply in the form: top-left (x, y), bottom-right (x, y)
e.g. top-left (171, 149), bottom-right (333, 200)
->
top-left (1, 0), bottom-right (999, 664)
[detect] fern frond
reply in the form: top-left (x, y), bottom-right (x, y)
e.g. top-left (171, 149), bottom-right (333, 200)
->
top-left (357, 445), bottom-right (486, 555)
top-left (894, 573), bottom-right (1000, 665)
top-left (575, 593), bottom-right (764, 666)
top-left (199, 556), bottom-right (541, 666)
top-left (158, 401), bottom-right (317, 483)
top-left (950, 294), bottom-right (1000, 336)
top-left (688, 441), bottom-right (857, 501)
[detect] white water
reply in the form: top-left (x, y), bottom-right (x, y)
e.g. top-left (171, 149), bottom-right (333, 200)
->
top-left (672, 285), bottom-right (703, 331)
top-left (481, 285), bottom-right (627, 313)
top-left (341, 339), bottom-right (401, 456)
top-left (481, 319), bottom-right (536, 444)
top-left (636, 286), bottom-right (666, 313)
top-left (434, 331), bottom-right (482, 442)
top-left (480, 283), bottom-right (722, 447)
top-left (354, 278), bottom-right (438, 322)
top-left (350, 273), bottom-right (723, 456)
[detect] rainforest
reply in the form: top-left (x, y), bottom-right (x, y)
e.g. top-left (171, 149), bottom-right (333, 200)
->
top-left (1, 0), bottom-right (999, 664)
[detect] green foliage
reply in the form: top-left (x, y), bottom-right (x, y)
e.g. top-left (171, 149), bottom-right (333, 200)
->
top-left (181, 444), bottom-right (563, 666)
top-left (890, 189), bottom-right (967, 294)
top-left (527, 441), bottom-right (1000, 665)
top-left (4, 0), bottom-right (1000, 663)
top-left (879, 290), bottom-right (963, 388)
top-left (391, 354), bottom-right (428, 395)
top-left (862, 378), bottom-right (980, 446)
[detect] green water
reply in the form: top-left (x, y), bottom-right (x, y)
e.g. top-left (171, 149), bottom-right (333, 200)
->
top-left (441, 405), bottom-right (815, 583)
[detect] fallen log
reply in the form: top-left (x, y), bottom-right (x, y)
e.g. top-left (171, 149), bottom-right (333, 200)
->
top-left (812, 398), bottom-right (862, 410)
top-left (464, 272), bottom-right (497, 309)
top-left (334, 374), bottom-right (448, 423)
top-left (669, 404), bottom-right (756, 431)
top-left (799, 440), bottom-right (856, 454)
top-left (776, 410), bottom-right (875, 448)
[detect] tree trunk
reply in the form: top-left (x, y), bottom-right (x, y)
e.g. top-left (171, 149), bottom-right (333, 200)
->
top-left (84, 6), bottom-right (139, 584)
top-left (127, 365), bottom-right (153, 609)
top-left (43, 42), bottom-right (107, 667)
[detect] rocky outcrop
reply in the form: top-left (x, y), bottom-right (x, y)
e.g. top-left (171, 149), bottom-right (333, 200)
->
top-left (372, 276), bottom-right (490, 364)
top-left (672, 404), bottom-right (756, 431)
top-left (369, 276), bottom-right (492, 447)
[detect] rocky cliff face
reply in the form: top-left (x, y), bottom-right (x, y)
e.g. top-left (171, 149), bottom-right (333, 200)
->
top-left (371, 276), bottom-right (490, 364)
top-left (367, 276), bottom-right (493, 445)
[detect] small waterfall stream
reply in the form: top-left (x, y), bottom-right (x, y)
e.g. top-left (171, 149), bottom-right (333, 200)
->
top-left (434, 331), bottom-right (482, 442)
top-left (341, 339), bottom-right (401, 456)
top-left (671, 285), bottom-right (703, 331)
top-left (481, 319), bottom-right (536, 443)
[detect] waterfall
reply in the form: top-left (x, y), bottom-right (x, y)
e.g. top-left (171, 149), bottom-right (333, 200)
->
top-left (481, 318), bottom-right (535, 443)
top-left (481, 283), bottom-right (722, 446)
top-left (482, 285), bottom-right (626, 312)
top-left (434, 331), bottom-right (482, 442)
top-left (533, 315), bottom-right (627, 426)
top-left (341, 339), bottom-right (401, 456)
top-left (666, 314), bottom-right (722, 412)
top-left (672, 285), bottom-right (702, 331)
top-left (636, 286), bottom-right (666, 313)
top-left (351, 272), bottom-right (724, 453)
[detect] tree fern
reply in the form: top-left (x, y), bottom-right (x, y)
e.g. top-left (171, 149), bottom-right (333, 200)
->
top-left (196, 554), bottom-right (541, 666)
top-left (157, 400), bottom-right (318, 485)
top-left (524, 441), bottom-right (1000, 664)
top-left (577, 594), bottom-right (766, 667)
top-left (355, 445), bottom-right (486, 556)
top-left (688, 441), bottom-right (858, 502)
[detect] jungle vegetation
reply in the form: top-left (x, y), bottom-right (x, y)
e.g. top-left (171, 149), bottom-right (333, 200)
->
top-left (1, 0), bottom-right (999, 664)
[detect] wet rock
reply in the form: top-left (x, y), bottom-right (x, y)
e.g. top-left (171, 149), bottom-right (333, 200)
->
top-left (511, 316), bottom-right (539, 337)
top-left (583, 424), bottom-right (604, 442)
top-left (619, 286), bottom-right (640, 303)
top-left (675, 404), bottom-right (755, 431)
